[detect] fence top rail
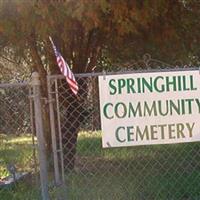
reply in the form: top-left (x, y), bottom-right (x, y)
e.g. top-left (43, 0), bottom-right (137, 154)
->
top-left (0, 82), bottom-right (29, 88)
top-left (47, 67), bottom-right (199, 79)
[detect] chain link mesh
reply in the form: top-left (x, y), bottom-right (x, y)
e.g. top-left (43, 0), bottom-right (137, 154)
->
top-left (49, 68), bottom-right (200, 200)
top-left (0, 84), bottom-right (40, 199)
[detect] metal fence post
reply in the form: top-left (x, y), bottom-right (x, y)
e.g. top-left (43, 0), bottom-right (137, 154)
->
top-left (31, 72), bottom-right (50, 200)
top-left (47, 75), bottom-right (61, 185)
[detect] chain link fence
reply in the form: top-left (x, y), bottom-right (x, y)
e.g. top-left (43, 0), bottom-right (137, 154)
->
top-left (0, 83), bottom-right (40, 200)
top-left (1, 64), bottom-right (200, 199)
top-left (48, 67), bottom-right (200, 200)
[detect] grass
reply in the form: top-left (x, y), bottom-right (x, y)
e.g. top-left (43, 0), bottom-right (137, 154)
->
top-left (0, 183), bottom-right (41, 200)
top-left (1, 132), bottom-right (200, 199)
top-left (0, 134), bottom-right (40, 200)
top-left (65, 131), bottom-right (200, 200)
top-left (0, 134), bottom-right (36, 178)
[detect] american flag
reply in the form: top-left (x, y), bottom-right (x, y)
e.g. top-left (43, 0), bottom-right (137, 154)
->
top-left (49, 36), bottom-right (79, 95)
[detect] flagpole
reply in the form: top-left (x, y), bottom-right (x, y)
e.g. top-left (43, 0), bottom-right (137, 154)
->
top-left (49, 36), bottom-right (53, 46)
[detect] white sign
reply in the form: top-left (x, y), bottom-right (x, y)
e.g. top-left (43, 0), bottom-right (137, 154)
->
top-left (98, 70), bottom-right (200, 148)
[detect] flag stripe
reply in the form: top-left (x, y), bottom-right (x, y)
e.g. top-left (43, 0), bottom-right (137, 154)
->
top-left (67, 78), bottom-right (78, 90)
top-left (49, 37), bottom-right (79, 95)
top-left (66, 78), bottom-right (78, 91)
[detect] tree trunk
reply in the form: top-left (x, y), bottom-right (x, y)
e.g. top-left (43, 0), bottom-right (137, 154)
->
top-left (59, 78), bottom-right (89, 171)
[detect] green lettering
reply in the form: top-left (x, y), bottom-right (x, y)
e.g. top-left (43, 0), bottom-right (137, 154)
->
top-left (190, 75), bottom-right (197, 90)
top-left (128, 102), bottom-right (142, 117)
top-left (183, 76), bottom-right (189, 91)
top-left (158, 124), bottom-right (167, 139)
top-left (154, 76), bottom-right (165, 92)
top-left (185, 99), bottom-right (194, 114)
top-left (176, 123), bottom-right (185, 138)
top-left (195, 99), bottom-right (200, 113)
top-left (127, 126), bottom-right (134, 142)
top-left (142, 77), bottom-right (153, 93)
top-left (115, 126), bottom-right (126, 143)
top-left (144, 101), bottom-right (157, 116)
top-left (118, 79), bottom-right (126, 94)
top-left (109, 79), bottom-right (117, 95)
top-left (168, 124), bottom-right (175, 139)
top-left (127, 78), bottom-right (135, 94)
top-left (158, 100), bottom-right (169, 116)
top-left (115, 102), bottom-right (127, 118)
top-left (186, 122), bottom-right (195, 137)
top-left (150, 125), bottom-right (158, 140)
top-left (136, 126), bottom-right (149, 141)
top-left (166, 76), bottom-right (177, 91)
top-left (169, 100), bottom-right (181, 115)
top-left (177, 76), bottom-right (182, 91)
top-left (103, 103), bottom-right (113, 119)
